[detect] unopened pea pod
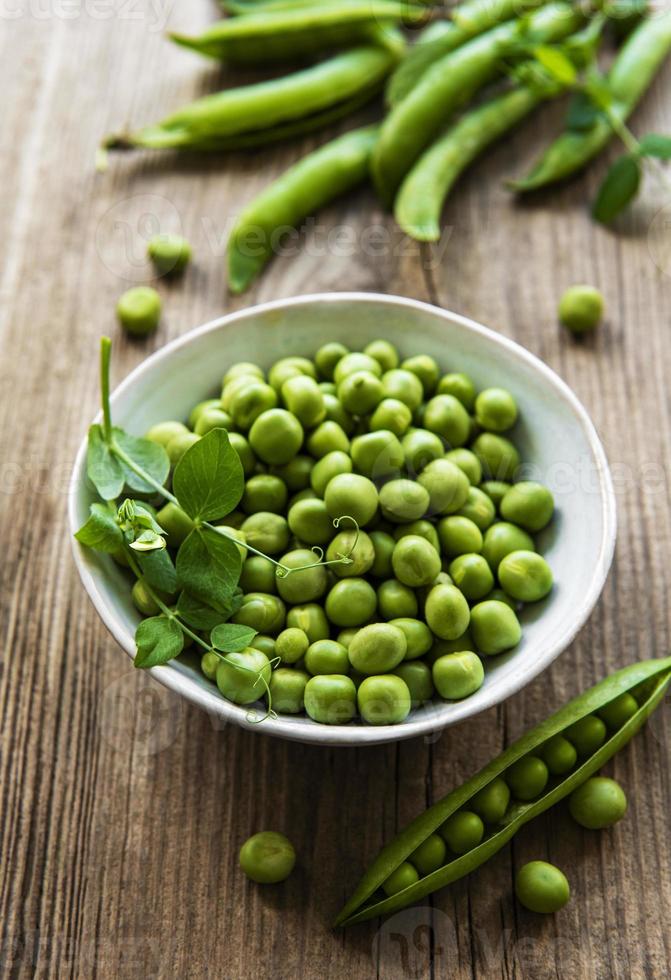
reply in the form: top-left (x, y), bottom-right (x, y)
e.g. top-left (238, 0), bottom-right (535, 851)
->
top-left (371, 2), bottom-right (583, 204)
top-left (513, 10), bottom-right (671, 190)
top-left (104, 44), bottom-right (398, 152)
top-left (228, 125), bottom-right (379, 293)
top-left (335, 656), bottom-right (671, 926)
top-left (171, 3), bottom-right (427, 64)
top-left (387, 0), bottom-right (548, 105)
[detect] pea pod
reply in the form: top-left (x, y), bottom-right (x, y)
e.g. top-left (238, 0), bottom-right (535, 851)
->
top-left (386, 0), bottom-right (550, 105)
top-left (104, 44), bottom-right (399, 153)
top-left (228, 125), bottom-right (379, 293)
top-left (335, 656), bottom-right (671, 926)
top-left (513, 10), bottom-right (671, 190)
top-left (371, 2), bottom-right (584, 204)
top-left (171, 2), bottom-right (427, 64)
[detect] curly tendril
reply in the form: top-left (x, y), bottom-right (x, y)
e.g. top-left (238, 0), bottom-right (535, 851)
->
top-left (275, 515), bottom-right (360, 577)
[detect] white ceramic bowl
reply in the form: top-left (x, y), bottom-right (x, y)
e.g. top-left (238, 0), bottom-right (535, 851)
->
top-left (69, 293), bottom-right (616, 746)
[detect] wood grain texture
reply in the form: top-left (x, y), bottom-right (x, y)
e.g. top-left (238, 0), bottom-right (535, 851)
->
top-left (1, 5), bottom-right (670, 978)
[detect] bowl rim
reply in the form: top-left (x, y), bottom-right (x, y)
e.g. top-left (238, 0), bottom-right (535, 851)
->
top-left (69, 291), bottom-right (617, 747)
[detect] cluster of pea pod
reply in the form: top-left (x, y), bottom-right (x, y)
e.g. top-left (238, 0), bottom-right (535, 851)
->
top-left (335, 655), bottom-right (671, 925)
top-left (103, 0), bottom-right (671, 291)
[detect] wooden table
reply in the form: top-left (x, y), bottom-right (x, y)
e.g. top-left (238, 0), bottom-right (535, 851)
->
top-left (3, 5), bottom-right (670, 977)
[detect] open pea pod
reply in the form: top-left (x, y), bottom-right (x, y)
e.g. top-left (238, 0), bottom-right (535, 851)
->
top-left (335, 657), bottom-right (671, 926)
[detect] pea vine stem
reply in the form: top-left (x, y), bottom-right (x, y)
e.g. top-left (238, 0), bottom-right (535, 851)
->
top-left (100, 336), bottom-right (113, 443)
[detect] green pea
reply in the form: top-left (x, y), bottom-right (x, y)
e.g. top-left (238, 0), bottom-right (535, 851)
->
top-left (132, 578), bottom-right (162, 616)
top-left (440, 810), bottom-right (484, 854)
top-left (337, 627), bottom-right (358, 649)
top-left (275, 627), bottom-right (310, 664)
top-left (389, 618), bottom-right (433, 660)
top-left (598, 692), bottom-right (639, 731)
top-left (249, 409), bottom-right (303, 465)
top-left (433, 651), bottom-right (484, 700)
top-left (187, 399), bottom-right (220, 429)
top-left (418, 459), bottom-right (470, 515)
top-left (428, 629), bottom-right (476, 662)
top-left (242, 474), bottom-right (287, 514)
top-left (156, 502), bottom-right (194, 547)
top-left (309, 450), bottom-right (351, 497)
top-left (147, 232), bottom-right (192, 275)
top-left (391, 534), bottom-right (442, 588)
top-left (381, 368), bottom-right (424, 411)
top-left (507, 755), bottom-right (549, 801)
top-left (400, 354), bottom-right (440, 396)
top-left (282, 374), bottom-right (326, 428)
top-left (201, 650), bottom-right (219, 680)
top-left (564, 715), bottom-right (607, 757)
top-left (474, 387), bottom-right (518, 433)
top-left (230, 591), bottom-right (285, 633)
top-left (271, 454), bottom-right (314, 492)
top-left (393, 660), bottom-right (434, 706)
top-left (305, 639), bottom-right (350, 676)
top-left (304, 674), bottom-right (357, 724)
top-left (337, 371), bottom-right (383, 416)
top-left (456, 487), bottom-right (496, 532)
top-left (401, 427), bottom-right (444, 474)
top-left (275, 549), bottom-right (328, 604)
top-left (472, 433), bottom-right (520, 481)
top-left (500, 481), bottom-right (554, 532)
top-left (484, 587), bottom-right (518, 610)
top-left (145, 420), bottom-right (189, 447)
top-left (393, 520), bottom-right (440, 553)
top-left (230, 381), bottom-right (278, 430)
top-left (240, 555), bottom-right (278, 594)
top-left (222, 374), bottom-right (260, 411)
top-left (364, 339), bottom-right (400, 372)
top-left (437, 372), bottom-right (476, 410)
top-left (377, 578), bottom-right (418, 619)
top-left (166, 430), bottom-right (200, 467)
top-left (424, 584), bottom-right (470, 641)
top-left (194, 407), bottom-right (234, 436)
top-left (480, 480), bottom-right (511, 509)
top-left (324, 473), bottom-right (378, 527)
top-left (326, 529), bottom-right (375, 577)
top-left (229, 432), bottom-right (256, 476)
top-left (498, 551), bottom-right (553, 603)
top-left (286, 603), bottom-right (330, 643)
top-left (239, 831), bottom-right (296, 884)
top-left (223, 362), bottom-right (264, 387)
top-left (369, 530), bottom-right (396, 578)
top-left (382, 861), bottom-right (419, 897)
top-left (445, 448), bottom-right (482, 485)
top-left (306, 420), bottom-right (350, 458)
top-left (322, 393), bottom-right (355, 434)
top-left (216, 648), bottom-right (272, 705)
top-left (268, 668), bottom-right (309, 715)
top-left (470, 600), bottom-right (521, 656)
top-left (269, 356), bottom-right (315, 392)
top-left (116, 285), bottom-right (161, 336)
top-left (325, 577), bottom-right (377, 627)
top-left (357, 674), bottom-right (412, 725)
top-left (379, 479), bottom-right (430, 523)
top-left (471, 777), bottom-right (511, 824)
top-left (541, 735), bottom-right (577, 776)
top-left (240, 512), bottom-right (289, 555)
top-left (369, 397), bottom-right (413, 437)
top-left (568, 776), bottom-right (627, 829)
top-left (250, 634), bottom-right (276, 657)
top-left (348, 623), bottom-right (407, 675)
top-left (409, 833), bottom-right (446, 875)
top-left (558, 284), bottom-right (604, 334)
top-left (423, 394), bottom-right (470, 447)
top-left (287, 498), bottom-right (333, 546)
top-left (334, 352), bottom-right (382, 384)
top-left (438, 515), bottom-right (483, 557)
top-left (315, 341), bottom-right (349, 380)
top-left (449, 554), bottom-right (494, 601)
top-left (515, 861), bottom-right (570, 913)
top-left (481, 522), bottom-right (534, 571)
top-left (350, 430), bottom-right (404, 480)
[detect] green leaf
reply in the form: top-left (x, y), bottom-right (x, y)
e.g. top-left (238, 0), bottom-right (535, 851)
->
top-left (210, 623), bottom-right (257, 653)
top-left (87, 425), bottom-right (124, 500)
top-left (135, 615), bottom-right (184, 668)
top-left (566, 91), bottom-right (602, 132)
top-left (173, 428), bottom-right (244, 522)
top-left (176, 527), bottom-right (242, 613)
top-left (592, 154), bottom-right (641, 224)
top-left (176, 590), bottom-right (242, 631)
top-left (137, 547), bottom-right (178, 594)
top-left (112, 428), bottom-right (170, 494)
top-left (531, 45), bottom-right (577, 85)
top-left (638, 133), bottom-right (671, 160)
top-left (75, 502), bottom-right (124, 553)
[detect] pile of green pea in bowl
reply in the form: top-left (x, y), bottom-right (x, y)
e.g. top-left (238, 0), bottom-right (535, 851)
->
top-left (77, 337), bottom-right (556, 728)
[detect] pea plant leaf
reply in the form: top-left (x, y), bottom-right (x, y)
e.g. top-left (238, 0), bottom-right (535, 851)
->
top-left (75, 502), bottom-right (124, 553)
top-left (566, 90), bottom-right (603, 132)
top-left (112, 428), bottom-right (170, 494)
top-left (137, 548), bottom-right (178, 595)
top-left (176, 589), bottom-right (243, 631)
top-left (134, 615), bottom-right (184, 668)
top-left (210, 623), bottom-right (257, 653)
top-left (87, 425), bottom-right (124, 501)
top-left (176, 526), bottom-right (242, 612)
top-left (638, 133), bottom-right (671, 160)
top-left (531, 45), bottom-right (577, 86)
top-left (592, 154), bottom-right (641, 224)
top-left (172, 428), bottom-right (244, 523)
